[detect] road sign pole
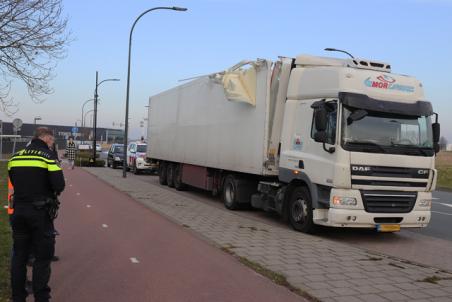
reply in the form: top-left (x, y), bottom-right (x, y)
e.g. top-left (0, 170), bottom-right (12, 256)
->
top-left (12, 128), bottom-right (17, 154)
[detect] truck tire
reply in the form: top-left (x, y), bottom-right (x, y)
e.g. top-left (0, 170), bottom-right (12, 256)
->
top-left (222, 175), bottom-right (240, 210)
top-left (159, 162), bottom-right (167, 185)
top-left (288, 186), bottom-right (316, 234)
top-left (167, 163), bottom-right (175, 188)
top-left (174, 164), bottom-right (186, 191)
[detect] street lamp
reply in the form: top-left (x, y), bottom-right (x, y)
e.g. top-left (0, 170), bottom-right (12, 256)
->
top-left (122, 6), bottom-right (188, 178)
top-left (34, 116), bottom-right (42, 125)
top-left (92, 73), bottom-right (120, 165)
top-left (81, 99), bottom-right (95, 128)
top-left (84, 109), bottom-right (94, 129)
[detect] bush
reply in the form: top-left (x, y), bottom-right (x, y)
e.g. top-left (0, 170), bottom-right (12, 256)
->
top-left (76, 150), bottom-right (100, 160)
top-left (76, 158), bottom-right (105, 167)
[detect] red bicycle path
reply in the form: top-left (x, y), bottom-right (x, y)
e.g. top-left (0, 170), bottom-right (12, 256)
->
top-left (49, 166), bottom-right (305, 302)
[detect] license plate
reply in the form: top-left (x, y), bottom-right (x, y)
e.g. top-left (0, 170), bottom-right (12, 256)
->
top-left (377, 224), bottom-right (401, 232)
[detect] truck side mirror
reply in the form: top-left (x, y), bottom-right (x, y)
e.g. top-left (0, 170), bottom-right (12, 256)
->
top-left (314, 107), bottom-right (328, 132)
top-left (314, 131), bottom-right (327, 143)
top-left (432, 123), bottom-right (440, 143)
top-left (314, 131), bottom-right (335, 153)
top-left (434, 142), bottom-right (440, 154)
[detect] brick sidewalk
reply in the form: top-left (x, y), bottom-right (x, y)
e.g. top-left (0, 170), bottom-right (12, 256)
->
top-left (85, 168), bottom-right (452, 302)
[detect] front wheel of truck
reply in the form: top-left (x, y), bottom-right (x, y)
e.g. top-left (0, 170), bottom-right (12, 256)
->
top-left (288, 186), bottom-right (316, 234)
top-left (222, 175), bottom-right (240, 210)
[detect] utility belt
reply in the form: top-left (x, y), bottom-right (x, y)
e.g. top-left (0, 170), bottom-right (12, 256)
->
top-left (12, 195), bottom-right (60, 220)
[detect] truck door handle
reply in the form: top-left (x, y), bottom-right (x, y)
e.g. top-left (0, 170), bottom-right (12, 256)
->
top-left (298, 160), bottom-right (304, 169)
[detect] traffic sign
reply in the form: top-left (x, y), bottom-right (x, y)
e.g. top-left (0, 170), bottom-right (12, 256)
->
top-left (12, 118), bottom-right (23, 132)
top-left (72, 127), bottom-right (79, 134)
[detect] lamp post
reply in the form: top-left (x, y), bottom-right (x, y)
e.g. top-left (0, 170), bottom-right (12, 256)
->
top-left (81, 99), bottom-right (95, 128)
top-left (92, 73), bottom-right (120, 165)
top-left (34, 116), bottom-right (42, 125)
top-left (122, 6), bottom-right (188, 178)
top-left (84, 109), bottom-right (94, 130)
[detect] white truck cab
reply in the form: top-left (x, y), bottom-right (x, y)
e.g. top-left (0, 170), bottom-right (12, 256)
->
top-left (273, 55), bottom-right (438, 232)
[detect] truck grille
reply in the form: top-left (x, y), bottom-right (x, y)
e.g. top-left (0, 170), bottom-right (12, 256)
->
top-left (361, 191), bottom-right (417, 213)
top-left (351, 165), bottom-right (430, 189)
top-left (351, 165), bottom-right (430, 179)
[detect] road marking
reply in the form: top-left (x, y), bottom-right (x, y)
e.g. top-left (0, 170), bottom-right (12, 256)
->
top-left (431, 211), bottom-right (452, 216)
top-left (439, 203), bottom-right (452, 208)
top-left (76, 192), bottom-right (80, 196)
top-left (102, 224), bottom-right (108, 228)
top-left (69, 184), bottom-right (73, 187)
top-left (130, 257), bottom-right (140, 264)
top-left (86, 205), bottom-right (91, 208)
top-left (432, 197), bottom-right (440, 200)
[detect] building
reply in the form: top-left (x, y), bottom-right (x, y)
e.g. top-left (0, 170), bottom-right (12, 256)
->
top-left (0, 121), bottom-right (123, 156)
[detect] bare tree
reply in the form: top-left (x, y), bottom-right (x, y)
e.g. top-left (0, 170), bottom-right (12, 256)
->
top-left (0, 0), bottom-right (69, 116)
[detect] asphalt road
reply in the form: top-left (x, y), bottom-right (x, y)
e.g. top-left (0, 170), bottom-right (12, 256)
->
top-left (415, 190), bottom-right (452, 240)
top-left (131, 172), bottom-right (452, 272)
top-left (51, 167), bottom-right (304, 302)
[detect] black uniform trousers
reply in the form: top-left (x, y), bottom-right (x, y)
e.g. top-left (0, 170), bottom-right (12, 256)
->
top-left (10, 203), bottom-right (55, 302)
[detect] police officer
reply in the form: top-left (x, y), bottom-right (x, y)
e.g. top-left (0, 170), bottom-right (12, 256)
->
top-left (8, 127), bottom-right (65, 302)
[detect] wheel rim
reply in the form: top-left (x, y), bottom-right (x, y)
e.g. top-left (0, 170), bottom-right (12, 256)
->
top-left (292, 197), bottom-right (308, 223)
top-left (225, 182), bottom-right (234, 205)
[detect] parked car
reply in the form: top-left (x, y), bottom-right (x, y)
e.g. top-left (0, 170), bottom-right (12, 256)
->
top-left (107, 144), bottom-right (125, 169)
top-left (96, 144), bottom-right (102, 152)
top-left (127, 142), bottom-right (155, 174)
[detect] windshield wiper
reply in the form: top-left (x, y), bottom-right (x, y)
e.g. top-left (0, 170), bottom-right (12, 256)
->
top-left (390, 143), bottom-right (431, 156)
top-left (344, 141), bottom-right (386, 153)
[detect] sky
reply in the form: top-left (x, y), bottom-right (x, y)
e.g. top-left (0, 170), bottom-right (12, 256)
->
top-left (2, 0), bottom-right (452, 141)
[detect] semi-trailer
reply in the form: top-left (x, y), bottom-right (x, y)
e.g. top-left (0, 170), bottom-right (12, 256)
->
top-left (147, 52), bottom-right (440, 233)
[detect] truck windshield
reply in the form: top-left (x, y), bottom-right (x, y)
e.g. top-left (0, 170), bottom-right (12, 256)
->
top-left (342, 106), bottom-right (434, 156)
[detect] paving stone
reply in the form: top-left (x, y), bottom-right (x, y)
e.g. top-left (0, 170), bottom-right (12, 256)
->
top-left (400, 290), bottom-right (432, 299)
top-left (421, 288), bottom-right (451, 297)
top-left (430, 297), bottom-right (452, 302)
top-left (380, 291), bottom-right (410, 301)
top-left (308, 288), bottom-right (336, 298)
top-left (395, 282), bottom-right (422, 290)
top-left (333, 296), bottom-right (363, 302)
top-left (331, 287), bottom-right (359, 296)
top-left (356, 294), bottom-right (389, 302)
top-left (353, 285), bottom-right (381, 294)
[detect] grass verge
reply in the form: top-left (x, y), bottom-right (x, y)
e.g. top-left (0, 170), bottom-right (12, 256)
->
top-left (221, 244), bottom-right (320, 302)
top-left (436, 152), bottom-right (452, 190)
top-left (418, 275), bottom-right (452, 284)
top-left (0, 161), bottom-right (11, 301)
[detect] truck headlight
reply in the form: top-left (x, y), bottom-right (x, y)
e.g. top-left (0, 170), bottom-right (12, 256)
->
top-left (115, 156), bottom-right (121, 161)
top-left (418, 199), bottom-right (432, 208)
top-left (332, 196), bottom-right (357, 207)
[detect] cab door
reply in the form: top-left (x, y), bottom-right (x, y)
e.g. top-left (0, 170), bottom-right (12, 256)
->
top-left (280, 99), bottom-right (338, 187)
